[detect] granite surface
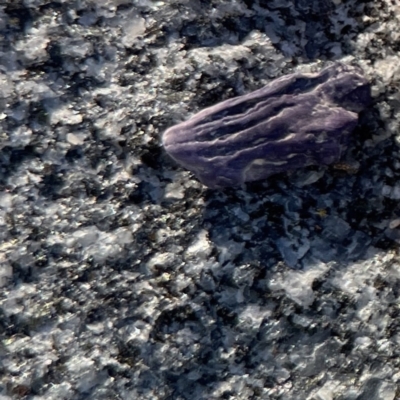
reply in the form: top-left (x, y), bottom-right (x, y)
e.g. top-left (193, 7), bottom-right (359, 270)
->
top-left (1, 0), bottom-right (400, 399)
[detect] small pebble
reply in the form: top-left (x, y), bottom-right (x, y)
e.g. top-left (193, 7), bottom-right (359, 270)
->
top-left (163, 63), bottom-right (371, 188)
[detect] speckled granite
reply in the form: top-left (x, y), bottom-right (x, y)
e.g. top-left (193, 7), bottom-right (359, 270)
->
top-left (1, 0), bottom-right (400, 399)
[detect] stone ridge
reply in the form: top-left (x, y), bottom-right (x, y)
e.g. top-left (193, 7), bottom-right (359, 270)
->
top-left (163, 63), bottom-right (372, 188)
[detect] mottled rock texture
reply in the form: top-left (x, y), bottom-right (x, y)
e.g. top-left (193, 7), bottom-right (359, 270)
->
top-left (294, 0), bottom-right (335, 16)
top-left (163, 63), bottom-right (371, 188)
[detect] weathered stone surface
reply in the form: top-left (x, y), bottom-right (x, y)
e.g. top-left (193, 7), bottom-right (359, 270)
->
top-left (162, 63), bottom-right (372, 188)
top-left (294, 0), bottom-right (335, 16)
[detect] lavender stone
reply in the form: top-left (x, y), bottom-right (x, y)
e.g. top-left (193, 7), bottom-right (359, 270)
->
top-left (162, 63), bottom-right (371, 188)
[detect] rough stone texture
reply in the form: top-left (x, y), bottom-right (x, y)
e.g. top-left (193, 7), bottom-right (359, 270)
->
top-left (163, 63), bottom-right (371, 188)
top-left (1, 0), bottom-right (400, 399)
top-left (294, 0), bottom-right (335, 16)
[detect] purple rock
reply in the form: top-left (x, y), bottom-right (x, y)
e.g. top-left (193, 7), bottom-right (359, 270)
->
top-left (162, 63), bottom-right (371, 188)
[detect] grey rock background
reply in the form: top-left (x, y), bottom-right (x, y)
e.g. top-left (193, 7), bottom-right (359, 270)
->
top-left (1, 0), bottom-right (400, 399)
